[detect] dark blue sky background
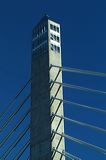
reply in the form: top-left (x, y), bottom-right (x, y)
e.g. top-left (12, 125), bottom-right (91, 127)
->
top-left (0, 0), bottom-right (106, 159)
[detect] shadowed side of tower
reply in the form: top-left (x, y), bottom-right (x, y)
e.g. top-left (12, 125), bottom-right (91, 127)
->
top-left (30, 15), bottom-right (65, 160)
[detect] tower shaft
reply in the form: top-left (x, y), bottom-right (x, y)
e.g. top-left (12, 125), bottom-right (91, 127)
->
top-left (30, 16), bottom-right (65, 160)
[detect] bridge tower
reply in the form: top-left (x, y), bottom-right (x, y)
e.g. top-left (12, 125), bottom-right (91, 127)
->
top-left (30, 15), bottom-right (65, 160)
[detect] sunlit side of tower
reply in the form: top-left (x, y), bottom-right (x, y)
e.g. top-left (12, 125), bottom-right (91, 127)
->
top-left (30, 15), bottom-right (65, 160)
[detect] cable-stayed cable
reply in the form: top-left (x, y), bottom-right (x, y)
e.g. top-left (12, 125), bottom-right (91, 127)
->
top-left (53, 148), bottom-right (82, 160)
top-left (52, 113), bottom-right (106, 134)
top-left (13, 140), bottom-right (30, 160)
top-left (0, 79), bottom-right (31, 120)
top-left (1, 125), bottom-right (30, 159)
top-left (0, 94), bottom-right (31, 132)
top-left (51, 65), bottom-right (106, 77)
top-left (53, 97), bottom-right (106, 114)
top-left (53, 131), bottom-right (106, 155)
top-left (54, 81), bottom-right (106, 95)
top-left (26, 155), bottom-right (30, 160)
top-left (0, 109), bottom-right (30, 148)
top-left (65, 151), bottom-right (82, 160)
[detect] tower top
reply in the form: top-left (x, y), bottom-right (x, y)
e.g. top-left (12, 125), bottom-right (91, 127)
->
top-left (44, 13), bottom-right (49, 18)
top-left (34, 14), bottom-right (60, 30)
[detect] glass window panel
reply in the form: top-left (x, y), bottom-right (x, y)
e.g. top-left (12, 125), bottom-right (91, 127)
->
top-left (57, 36), bottom-right (59, 42)
top-left (57, 47), bottom-right (60, 53)
top-left (54, 26), bottom-right (56, 31)
top-left (57, 27), bottom-right (59, 33)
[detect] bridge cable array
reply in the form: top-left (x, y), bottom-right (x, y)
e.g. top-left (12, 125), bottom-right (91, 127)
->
top-left (1, 65), bottom-right (106, 159)
top-left (1, 125), bottom-right (30, 159)
top-left (0, 109), bottom-right (30, 148)
top-left (0, 79), bottom-right (31, 120)
top-left (53, 131), bottom-right (106, 155)
top-left (51, 65), bottom-right (106, 159)
top-left (0, 79), bottom-right (31, 159)
top-left (0, 94), bottom-right (31, 132)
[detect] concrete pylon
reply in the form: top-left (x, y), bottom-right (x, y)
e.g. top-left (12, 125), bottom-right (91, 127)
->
top-left (30, 15), bottom-right (65, 160)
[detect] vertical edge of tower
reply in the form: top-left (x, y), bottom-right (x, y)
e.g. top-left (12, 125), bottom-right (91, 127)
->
top-left (48, 19), bottom-right (65, 160)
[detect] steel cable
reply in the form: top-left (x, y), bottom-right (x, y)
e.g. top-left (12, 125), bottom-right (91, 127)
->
top-left (53, 131), bottom-right (106, 155)
top-left (54, 81), bottom-right (106, 95)
top-left (53, 97), bottom-right (106, 114)
top-left (0, 93), bottom-right (31, 132)
top-left (0, 79), bottom-right (31, 120)
top-left (53, 148), bottom-right (82, 160)
top-left (52, 113), bottom-right (106, 134)
top-left (1, 125), bottom-right (30, 159)
top-left (13, 140), bottom-right (30, 160)
top-left (0, 109), bottom-right (30, 148)
top-left (51, 65), bottom-right (106, 77)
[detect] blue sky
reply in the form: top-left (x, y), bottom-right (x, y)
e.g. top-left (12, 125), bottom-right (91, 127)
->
top-left (0, 0), bottom-right (106, 159)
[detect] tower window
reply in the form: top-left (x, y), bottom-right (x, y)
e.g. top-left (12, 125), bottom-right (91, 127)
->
top-left (57, 36), bottom-right (59, 42)
top-left (54, 26), bottom-right (56, 31)
top-left (50, 34), bottom-right (54, 40)
top-left (57, 27), bottom-right (59, 33)
top-left (54, 35), bottom-right (56, 41)
top-left (50, 24), bottom-right (60, 33)
top-left (50, 24), bottom-right (52, 30)
top-left (50, 44), bottom-right (60, 53)
top-left (50, 34), bottom-right (60, 43)
top-left (54, 45), bottom-right (56, 51)
top-left (51, 44), bottom-right (54, 50)
top-left (57, 46), bottom-right (60, 53)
